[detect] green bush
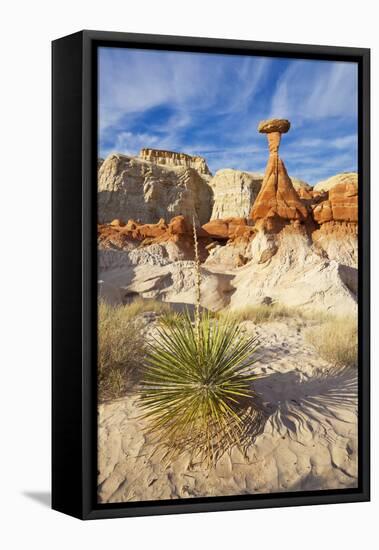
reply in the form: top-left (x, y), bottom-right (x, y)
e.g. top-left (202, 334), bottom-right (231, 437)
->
top-left (138, 310), bottom-right (261, 465)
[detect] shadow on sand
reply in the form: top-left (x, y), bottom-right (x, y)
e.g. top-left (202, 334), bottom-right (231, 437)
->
top-left (252, 366), bottom-right (357, 441)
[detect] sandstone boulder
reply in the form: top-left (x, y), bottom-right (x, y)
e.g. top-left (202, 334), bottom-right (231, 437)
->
top-left (202, 218), bottom-right (256, 241)
top-left (258, 119), bottom-right (290, 134)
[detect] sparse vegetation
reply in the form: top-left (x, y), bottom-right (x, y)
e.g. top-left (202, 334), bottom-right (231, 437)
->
top-left (219, 303), bottom-right (331, 324)
top-left (138, 310), bottom-right (261, 464)
top-left (305, 317), bottom-right (358, 368)
top-left (98, 299), bottom-right (169, 401)
top-left (114, 297), bottom-right (172, 320)
top-left (138, 218), bottom-right (262, 465)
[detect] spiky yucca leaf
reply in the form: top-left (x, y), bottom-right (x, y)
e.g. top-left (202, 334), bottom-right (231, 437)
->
top-left (138, 310), bottom-right (260, 464)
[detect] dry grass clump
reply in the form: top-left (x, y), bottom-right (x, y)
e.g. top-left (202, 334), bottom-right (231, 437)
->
top-left (219, 304), bottom-right (332, 325)
top-left (98, 300), bottom-right (147, 401)
top-left (225, 303), bottom-right (293, 323)
top-left (118, 297), bottom-right (172, 321)
top-left (305, 317), bottom-right (358, 368)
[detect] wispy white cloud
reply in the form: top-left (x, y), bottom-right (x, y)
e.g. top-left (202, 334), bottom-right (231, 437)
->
top-left (270, 60), bottom-right (358, 122)
top-left (99, 48), bottom-right (271, 134)
top-left (98, 49), bottom-right (358, 182)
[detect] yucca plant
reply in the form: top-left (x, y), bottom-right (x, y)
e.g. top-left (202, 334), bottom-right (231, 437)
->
top-left (138, 218), bottom-right (261, 465)
top-left (139, 311), bottom-right (260, 464)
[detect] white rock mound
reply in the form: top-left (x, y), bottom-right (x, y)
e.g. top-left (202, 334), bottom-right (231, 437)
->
top-left (98, 153), bottom-right (212, 225)
top-left (98, 245), bottom-right (234, 312)
top-left (228, 226), bottom-right (357, 315)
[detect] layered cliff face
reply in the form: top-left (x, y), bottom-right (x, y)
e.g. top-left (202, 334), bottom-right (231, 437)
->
top-left (139, 148), bottom-right (211, 176)
top-left (313, 181), bottom-right (358, 223)
top-left (209, 170), bottom-right (263, 219)
top-left (98, 153), bottom-right (212, 225)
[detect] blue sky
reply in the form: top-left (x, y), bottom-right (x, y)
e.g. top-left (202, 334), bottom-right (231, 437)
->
top-left (98, 47), bottom-right (358, 185)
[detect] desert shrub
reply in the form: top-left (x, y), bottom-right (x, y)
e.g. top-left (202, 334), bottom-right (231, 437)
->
top-left (138, 310), bottom-right (261, 465)
top-left (305, 317), bottom-right (358, 368)
top-left (98, 300), bottom-right (147, 401)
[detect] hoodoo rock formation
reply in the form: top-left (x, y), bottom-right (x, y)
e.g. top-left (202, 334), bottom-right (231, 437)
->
top-left (139, 148), bottom-right (211, 175)
top-left (218, 119), bottom-right (358, 315)
top-left (251, 119), bottom-right (308, 223)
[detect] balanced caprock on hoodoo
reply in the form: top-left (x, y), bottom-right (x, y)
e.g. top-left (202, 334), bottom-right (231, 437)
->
top-left (98, 118), bottom-right (358, 317)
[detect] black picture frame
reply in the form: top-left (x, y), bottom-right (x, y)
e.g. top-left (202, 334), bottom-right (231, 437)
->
top-left (52, 30), bottom-right (370, 520)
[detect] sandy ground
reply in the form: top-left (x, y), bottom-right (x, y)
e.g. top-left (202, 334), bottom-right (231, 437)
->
top-left (97, 319), bottom-right (358, 503)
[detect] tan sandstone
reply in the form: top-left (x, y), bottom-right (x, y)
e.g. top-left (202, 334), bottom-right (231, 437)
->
top-left (139, 148), bottom-right (211, 175)
top-left (98, 153), bottom-right (212, 225)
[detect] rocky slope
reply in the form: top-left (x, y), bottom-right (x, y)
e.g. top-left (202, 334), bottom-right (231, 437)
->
top-left (98, 132), bottom-right (358, 315)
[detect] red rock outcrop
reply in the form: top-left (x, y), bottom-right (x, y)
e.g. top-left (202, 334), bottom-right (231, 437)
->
top-left (250, 119), bottom-right (308, 223)
top-left (98, 215), bottom-right (195, 244)
top-left (98, 215), bottom-right (215, 262)
top-left (202, 218), bottom-right (256, 241)
top-left (313, 181), bottom-right (358, 224)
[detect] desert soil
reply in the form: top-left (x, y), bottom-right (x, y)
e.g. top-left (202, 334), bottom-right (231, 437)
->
top-left (97, 318), bottom-right (358, 503)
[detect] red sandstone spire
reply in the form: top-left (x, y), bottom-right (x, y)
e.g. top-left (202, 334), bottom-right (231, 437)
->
top-left (250, 119), bottom-right (308, 222)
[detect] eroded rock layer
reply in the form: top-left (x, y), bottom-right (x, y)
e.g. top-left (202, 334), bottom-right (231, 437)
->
top-left (209, 169), bottom-right (263, 219)
top-left (313, 182), bottom-right (358, 224)
top-left (98, 153), bottom-right (212, 225)
top-left (139, 148), bottom-right (211, 175)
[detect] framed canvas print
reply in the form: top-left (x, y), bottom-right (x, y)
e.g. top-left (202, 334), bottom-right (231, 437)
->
top-left (52, 30), bottom-right (370, 520)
